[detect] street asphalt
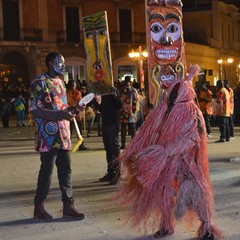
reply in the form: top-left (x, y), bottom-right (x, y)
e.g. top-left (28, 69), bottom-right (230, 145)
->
top-left (1, 122), bottom-right (240, 240)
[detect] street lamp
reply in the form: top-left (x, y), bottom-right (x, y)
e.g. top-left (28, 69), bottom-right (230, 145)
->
top-left (128, 45), bottom-right (148, 89)
top-left (217, 57), bottom-right (234, 80)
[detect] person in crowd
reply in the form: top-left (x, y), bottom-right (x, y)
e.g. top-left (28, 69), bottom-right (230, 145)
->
top-left (66, 80), bottom-right (88, 150)
top-left (93, 87), bottom-right (122, 185)
top-left (79, 85), bottom-right (89, 133)
top-left (198, 83), bottom-right (213, 137)
top-left (234, 83), bottom-right (240, 125)
top-left (223, 80), bottom-right (234, 138)
top-left (80, 85), bottom-right (89, 97)
top-left (214, 80), bottom-right (230, 143)
top-left (0, 97), bottom-right (12, 128)
top-left (120, 76), bottom-right (139, 149)
top-left (94, 107), bottom-right (102, 136)
top-left (28, 52), bottom-right (85, 221)
top-left (85, 104), bottom-right (95, 137)
top-left (136, 89), bottom-right (148, 129)
top-left (15, 94), bottom-right (26, 126)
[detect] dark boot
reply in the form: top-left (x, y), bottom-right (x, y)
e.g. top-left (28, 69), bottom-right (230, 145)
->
top-left (202, 232), bottom-right (215, 240)
top-left (63, 200), bottom-right (85, 220)
top-left (154, 228), bottom-right (173, 238)
top-left (109, 172), bottom-right (120, 185)
top-left (99, 173), bottom-right (112, 182)
top-left (34, 203), bottom-right (52, 221)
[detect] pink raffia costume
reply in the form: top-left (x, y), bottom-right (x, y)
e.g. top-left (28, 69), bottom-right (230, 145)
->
top-left (115, 1), bottom-right (222, 239)
top-left (116, 66), bottom-right (222, 239)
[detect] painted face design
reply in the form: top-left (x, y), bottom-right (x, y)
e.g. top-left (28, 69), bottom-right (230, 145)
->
top-left (160, 65), bottom-right (176, 88)
top-left (83, 11), bottom-right (114, 94)
top-left (53, 55), bottom-right (65, 76)
top-left (150, 13), bottom-right (182, 64)
top-left (146, 0), bottom-right (185, 105)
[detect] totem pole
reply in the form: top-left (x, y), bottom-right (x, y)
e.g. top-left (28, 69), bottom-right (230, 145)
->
top-left (146, 0), bottom-right (186, 106)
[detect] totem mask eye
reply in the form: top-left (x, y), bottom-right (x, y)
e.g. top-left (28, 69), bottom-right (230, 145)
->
top-left (167, 22), bottom-right (181, 41)
top-left (150, 22), bottom-right (165, 42)
top-left (86, 32), bottom-right (93, 38)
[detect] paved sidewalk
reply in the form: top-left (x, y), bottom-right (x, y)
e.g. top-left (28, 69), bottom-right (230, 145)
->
top-left (1, 126), bottom-right (240, 239)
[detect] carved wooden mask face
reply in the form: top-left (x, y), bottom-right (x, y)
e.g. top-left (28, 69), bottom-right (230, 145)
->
top-left (147, 0), bottom-right (185, 89)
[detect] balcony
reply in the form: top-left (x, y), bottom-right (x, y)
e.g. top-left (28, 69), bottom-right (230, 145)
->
top-left (0, 28), bottom-right (42, 42)
top-left (22, 29), bottom-right (42, 42)
top-left (56, 31), bottom-right (146, 45)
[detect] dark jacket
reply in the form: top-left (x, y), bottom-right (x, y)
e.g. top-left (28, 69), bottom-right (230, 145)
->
top-left (94, 92), bottom-right (122, 125)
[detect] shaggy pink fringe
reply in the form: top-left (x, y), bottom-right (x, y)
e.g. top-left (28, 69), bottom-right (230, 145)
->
top-left (115, 65), bottom-right (223, 239)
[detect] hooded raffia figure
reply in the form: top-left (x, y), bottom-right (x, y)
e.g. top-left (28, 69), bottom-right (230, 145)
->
top-left (116, 65), bottom-right (223, 240)
top-left (115, 1), bottom-right (223, 239)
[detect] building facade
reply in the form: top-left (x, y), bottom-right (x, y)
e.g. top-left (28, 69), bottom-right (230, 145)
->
top-left (0, 0), bottom-right (240, 97)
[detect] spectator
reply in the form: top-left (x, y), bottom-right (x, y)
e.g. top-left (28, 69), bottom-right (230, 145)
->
top-left (214, 80), bottom-right (230, 143)
top-left (93, 87), bottom-right (122, 185)
top-left (234, 83), bottom-right (240, 125)
top-left (120, 76), bottom-right (139, 149)
top-left (223, 80), bottom-right (234, 138)
top-left (198, 83), bottom-right (213, 137)
top-left (85, 104), bottom-right (95, 137)
top-left (15, 94), bottom-right (26, 127)
top-left (0, 97), bottom-right (12, 128)
top-left (66, 80), bottom-right (88, 150)
top-left (94, 107), bottom-right (102, 136)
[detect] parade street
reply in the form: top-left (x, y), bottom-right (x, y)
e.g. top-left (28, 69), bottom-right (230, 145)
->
top-left (1, 126), bottom-right (240, 240)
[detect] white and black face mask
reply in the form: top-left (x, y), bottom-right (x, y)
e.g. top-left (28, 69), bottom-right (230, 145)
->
top-left (53, 55), bottom-right (65, 76)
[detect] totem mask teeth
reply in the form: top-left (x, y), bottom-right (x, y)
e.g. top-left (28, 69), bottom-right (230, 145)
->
top-left (156, 49), bottom-right (178, 60)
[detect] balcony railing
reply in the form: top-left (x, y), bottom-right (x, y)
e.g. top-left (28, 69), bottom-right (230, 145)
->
top-left (56, 31), bottom-right (146, 45)
top-left (0, 28), bottom-right (43, 42)
top-left (0, 27), bottom-right (147, 45)
top-left (22, 29), bottom-right (42, 41)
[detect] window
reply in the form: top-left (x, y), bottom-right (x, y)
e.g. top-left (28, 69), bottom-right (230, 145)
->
top-left (65, 6), bottom-right (80, 43)
top-left (2, 0), bottom-right (20, 40)
top-left (119, 9), bottom-right (132, 43)
top-left (118, 65), bottom-right (136, 81)
top-left (66, 64), bottom-right (85, 81)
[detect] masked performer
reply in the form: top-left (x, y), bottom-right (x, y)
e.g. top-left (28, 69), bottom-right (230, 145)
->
top-left (115, 1), bottom-right (222, 239)
top-left (147, 0), bottom-right (186, 105)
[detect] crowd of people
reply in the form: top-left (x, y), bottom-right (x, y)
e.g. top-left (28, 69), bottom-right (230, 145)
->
top-left (0, 93), bottom-right (27, 127)
top-left (196, 79), bottom-right (236, 143)
top-left (1, 76), bottom-right (240, 148)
